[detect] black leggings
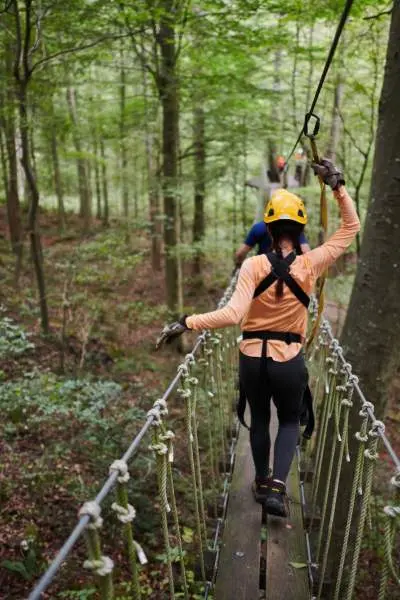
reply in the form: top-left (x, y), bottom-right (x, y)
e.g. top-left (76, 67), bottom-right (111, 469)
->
top-left (239, 351), bottom-right (308, 482)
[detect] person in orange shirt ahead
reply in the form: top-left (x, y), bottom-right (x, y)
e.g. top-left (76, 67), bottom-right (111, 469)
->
top-left (156, 159), bottom-right (360, 518)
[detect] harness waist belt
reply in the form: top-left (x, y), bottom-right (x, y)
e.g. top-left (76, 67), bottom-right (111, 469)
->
top-left (242, 330), bottom-right (302, 344)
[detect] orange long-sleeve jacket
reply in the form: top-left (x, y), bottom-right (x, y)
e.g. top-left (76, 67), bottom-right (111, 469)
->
top-left (186, 186), bottom-right (360, 362)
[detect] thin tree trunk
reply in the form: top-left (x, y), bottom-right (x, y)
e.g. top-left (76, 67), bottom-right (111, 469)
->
top-left (326, 71), bottom-right (344, 162)
top-left (3, 42), bottom-right (23, 279)
top-left (17, 80), bottom-right (49, 333)
top-left (100, 137), bottom-right (109, 227)
top-left (159, 1), bottom-right (182, 313)
top-left (192, 104), bottom-right (205, 277)
top-left (93, 134), bottom-right (102, 219)
top-left (241, 124), bottom-right (248, 238)
top-left (0, 126), bottom-right (8, 195)
top-left (50, 120), bottom-right (65, 232)
top-left (120, 45), bottom-right (129, 221)
top-left (66, 87), bottom-right (91, 232)
top-left (141, 42), bottom-right (161, 270)
top-left (267, 49), bottom-right (282, 183)
top-left (301, 22), bottom-right (315, 187)
top-left (329, 2), bottom-right (400, 576)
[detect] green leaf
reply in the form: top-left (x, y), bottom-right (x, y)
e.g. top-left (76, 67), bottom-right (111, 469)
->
top-left (289, 562), bottom-right (307, 569)
top-left (1, 560), bottom-right (31, 580)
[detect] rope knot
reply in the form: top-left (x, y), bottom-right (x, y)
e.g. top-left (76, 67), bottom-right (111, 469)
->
top-left (147, 407), bottom-right (162, 426)
top-left (149, 442), bottom-right (168, 456)
top-left (177, 387), bottom-right (191, 399)
top-left (109, 459), bottom-right (130, 483)
top-left (369, 420), bottom-right (385, 437)
top-left (359, 402), bottom-right (374, 417)
top-left (364, 448), bottom-right (378, 461)
top-left (160, 430), bottom-right (175, 462)
top-left (383, 505), bottom-right (400, 519)
top-left (355, 432), bottom-right (368, 443)
top-left (79, 501), bottom-right (103, 529)
top-left (341, 398), bottom-right (353, 408)
top-left (185, 352), bottom-right (195, 364)
top-left (111, 502), bottom-right (136, 523)
top-left (188, 376), bottom-right (199, 386)
top-left (391, 472), bottom-right (400, 488)
top-left (154, 398), bottom-right (168, 415)
top-left (177, 363), bottom-right (189, 377)
top-left (83, 556), bottom-right (114, 576)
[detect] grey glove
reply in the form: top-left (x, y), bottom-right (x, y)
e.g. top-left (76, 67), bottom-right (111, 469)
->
top-left (311, 158), bottom-right (345, 190)
top-left (156, 315), bottom-right (189, 349)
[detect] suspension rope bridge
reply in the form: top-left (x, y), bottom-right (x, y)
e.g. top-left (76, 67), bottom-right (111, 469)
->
top-left (25, 2), bottom-right (400, 599)
top-left (27, 272), bottom-right (400, 600)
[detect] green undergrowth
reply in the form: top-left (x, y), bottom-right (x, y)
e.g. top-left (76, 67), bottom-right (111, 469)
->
top-left (0, 311), bottom-right (35, 361)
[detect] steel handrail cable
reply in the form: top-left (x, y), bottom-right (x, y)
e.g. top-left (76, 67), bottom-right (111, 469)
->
top-left (284, 0), bottom-right (355, 170)
top-left (28, 273), bottom-right (238, 600)
top-left (321, 317), bottom-right (400, 473)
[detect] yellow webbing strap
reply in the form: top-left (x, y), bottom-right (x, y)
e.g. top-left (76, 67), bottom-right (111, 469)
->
top-left (306, 136), bottom-right (328, 352)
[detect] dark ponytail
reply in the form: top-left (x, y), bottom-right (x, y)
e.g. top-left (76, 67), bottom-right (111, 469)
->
top-left (269, 220), bottom-right (305, 300)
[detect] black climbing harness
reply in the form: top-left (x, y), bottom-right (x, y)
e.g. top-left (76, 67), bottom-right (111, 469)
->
top-left (236, 252), bottom-right (315, 439)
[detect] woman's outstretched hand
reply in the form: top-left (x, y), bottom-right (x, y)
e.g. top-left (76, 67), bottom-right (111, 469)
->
top-left (311, 158), bottom-right (345, 190)
top-left (155, 316), bottom-right (189, 349)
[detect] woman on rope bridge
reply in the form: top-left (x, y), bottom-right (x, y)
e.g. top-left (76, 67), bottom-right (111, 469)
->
top-left (156, 159), bottom-right (360, 518)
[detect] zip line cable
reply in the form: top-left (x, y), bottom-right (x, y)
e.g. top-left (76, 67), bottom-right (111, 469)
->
top-left (284, 0), bottom-right (355, 169)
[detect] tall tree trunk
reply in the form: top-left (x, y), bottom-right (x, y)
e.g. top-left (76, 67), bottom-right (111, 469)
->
top-left (159, 1), bottom-right (182, 315)
top-left (0, 125), bottom-right (8, 196)
top-left (93, 134), bottom-right (102, 219)
top-left (66, 87), bottom-right (91, 232)
top-left (329, 1), bottom-right (400, 575)
top-left (3, 43), bottom-right (23, 278)
top-left (120, 46), bottom-right (129, 221)
top-left (301, 22), bottom-right (315, 187)
top-left (267, 49), bottom-right (282, 183)
top-left (141, 44), bottom-right (162, 271)
top-left (326, 75), bottom-right (344, 162)
top-left (192, 104), bottom-right (205, 277)
top-left (50, 120), bottom-right (65, 232)
top-left (17, 80), bottom-right (49, 333)
top-left (100, 138), bottom-right (109, 227)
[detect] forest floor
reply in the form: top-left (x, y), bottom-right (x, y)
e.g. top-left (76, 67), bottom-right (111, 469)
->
top-left (0, 205), bottom-right (398, 599)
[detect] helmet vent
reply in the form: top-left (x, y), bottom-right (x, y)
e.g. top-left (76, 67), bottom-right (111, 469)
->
top-left (268, 208), bottom-right (274, 216)
top-left (298, 209), bottom-right (304, 217)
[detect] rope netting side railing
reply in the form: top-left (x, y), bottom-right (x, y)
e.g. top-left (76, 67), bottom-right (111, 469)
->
top-left (301, 302), bottom-right (400, 600)
top-left (28, 275), bottom-right (239, 600)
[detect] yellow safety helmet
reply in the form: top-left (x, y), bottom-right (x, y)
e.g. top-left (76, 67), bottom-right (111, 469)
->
top-left (264, 189), bottom-right (307, 225)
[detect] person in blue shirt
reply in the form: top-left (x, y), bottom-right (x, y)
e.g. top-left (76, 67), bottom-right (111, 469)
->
top-left (235, 220), bottom-right (310, 266)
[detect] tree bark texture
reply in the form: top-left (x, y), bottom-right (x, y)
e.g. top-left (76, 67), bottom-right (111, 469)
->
top-left (142, 50), bottom-right (162, 270)
top-left (50, 120), bottom-right (65, 232)
top-left (66, 87), bottom-right (91, 233)
top-left (100, 138), bottom-right (109, 227)
top-left (120, 48), bottom-right (129, 220)
top-left (192, 104), bottom-right (206, 277)
top-left (327, 1), bottom-right (400, 576)
top-left (159, 0), bottom-right (182, 315)
top-left (18, 80), bottom-right (49, 333)
top-left (3, 42), bottom-right (23, 270)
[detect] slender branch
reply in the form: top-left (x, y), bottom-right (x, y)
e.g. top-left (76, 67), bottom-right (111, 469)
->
top-left (31, 32), bottom-right (135, 71)
top-left (338, 111), bottom-right (368, 158)
top-left (364, 8), bottom-right (392, 20)
top-left (12, 0), bottom-right (22, 82)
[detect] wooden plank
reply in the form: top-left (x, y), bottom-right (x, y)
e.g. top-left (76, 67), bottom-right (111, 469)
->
top-left (266, 442), bottom-right (310, 600)
top-left (214, 409), bottom-right (262, 600)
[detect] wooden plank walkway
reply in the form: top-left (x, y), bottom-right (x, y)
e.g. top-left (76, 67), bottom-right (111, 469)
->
top-left (214, 404), bottom-right (310, 600)
top-left (214, 408), bottom-right (262, 600)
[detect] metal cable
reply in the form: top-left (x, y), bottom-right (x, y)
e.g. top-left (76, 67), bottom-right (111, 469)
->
top-left (284, 0), bottom-right (355, 169)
